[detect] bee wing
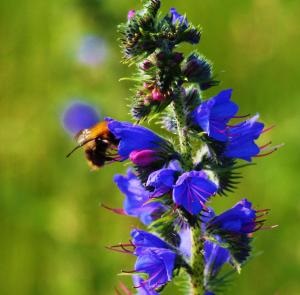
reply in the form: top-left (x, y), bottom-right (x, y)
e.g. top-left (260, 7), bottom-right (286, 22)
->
top-left (75, 128), bottom-right (93, 146)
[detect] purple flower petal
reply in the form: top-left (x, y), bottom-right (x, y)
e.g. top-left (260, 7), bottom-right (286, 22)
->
top-left (146, 168), bottom-right (178, 197)
top-left (170, 8), bottom-right (188, 27)
top-left (204, 239), bottom-right (230, 278)
top-left (192, 89), bottom-right (238, 142)
top-left (224, 114), bottom-right (264, 161)
top-left (135, 248), bottom-right (176, 289)
top-left (207, 198), bottom-right (257, 234)
top-left (131, 229), bottom-right (171, 250)
top-left (173, 171), bottom-right (218, 215)
top-left (107, 118), bottom-right (165, 159)
top-left (114, 170), bottom-right (166, 225)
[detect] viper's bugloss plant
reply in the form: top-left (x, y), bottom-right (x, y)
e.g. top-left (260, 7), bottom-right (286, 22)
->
top-left (64, 1), bottom-right (281, 294)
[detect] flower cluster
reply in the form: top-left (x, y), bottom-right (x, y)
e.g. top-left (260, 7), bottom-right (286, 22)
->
top-left (64, 1), bottom-right (279, 294)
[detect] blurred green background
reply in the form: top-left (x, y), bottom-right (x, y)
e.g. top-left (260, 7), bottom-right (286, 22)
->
top-left (1, 0), bottom-right (299, 294)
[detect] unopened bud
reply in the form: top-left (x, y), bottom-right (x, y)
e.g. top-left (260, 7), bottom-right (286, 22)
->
top-left (152, 89), bottom-right (166, 101)
top-left (127, 10), bottom-right (136, 20)
top-left (140, 60), bottom-right (153, 71)
top-left (129, 150), bottom-right (159, 167)
top-left (172, 52), bottom-right (184, 63)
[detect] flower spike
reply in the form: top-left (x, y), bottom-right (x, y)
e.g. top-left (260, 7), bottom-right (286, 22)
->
top-left (64, 0), bottom-right (279, 293)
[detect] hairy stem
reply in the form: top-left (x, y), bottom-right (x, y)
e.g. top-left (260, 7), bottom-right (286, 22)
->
top-left (191, 225), bottom-right (204, 294)
top-left (173, 91), bottom-right (204, 295)
top-left (172, 93), bottom-right (193, 170)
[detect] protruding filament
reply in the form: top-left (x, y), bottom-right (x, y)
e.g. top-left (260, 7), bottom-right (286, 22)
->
top-left (262, 125), bottom-right (275, 134)
top-left (232, 114), bottom-right (250, 119)
top-left (101, 203), bottom-right (126, 215)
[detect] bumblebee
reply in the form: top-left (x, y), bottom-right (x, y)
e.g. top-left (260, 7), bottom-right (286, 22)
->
top-left (67, 121), bottom-right (120, 169)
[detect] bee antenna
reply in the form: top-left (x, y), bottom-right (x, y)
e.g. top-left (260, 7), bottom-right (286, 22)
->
top-left (66, 145), bottom-right (81, 158)
top-left (66, 137), bottom-right (96, 158)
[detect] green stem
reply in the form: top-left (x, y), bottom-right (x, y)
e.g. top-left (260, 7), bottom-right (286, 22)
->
top-left (172, 91), bottom-right (204, 295)
top-left (172, 94), bottom-right (193, 170)
top-left (191, 225), bottom-right (204, 295)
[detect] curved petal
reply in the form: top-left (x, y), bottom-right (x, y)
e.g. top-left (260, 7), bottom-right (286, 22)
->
top-left (131, 229), bottom-right (171, 250)
top-left (204, 240), bottom-right (230, 278)
top-left (146, 168), bottom-right (178, 197)
top-left (114, 170), bottom-right (166, 225)
top-left (107, 119), bottom-right (164, 158)
top-left (207, 198), bottom-right (257, 234)
top-left (135, 248), bottom-right (176, 289)
top-left (192, 89), bottom-right (238, 142)
top-left (173, 171), bottom-right (218, 215)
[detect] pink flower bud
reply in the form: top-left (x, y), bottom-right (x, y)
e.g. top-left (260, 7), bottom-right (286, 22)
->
top-left (129, 150), bottom-right (159, 167)
top-left (156, 52), bottom-right (165, 61)
top-left (140, 60), bottom-right (153, 71)
top-left (152, 89), bottom-right (165, 101)
top-left (143, 82), bottom-right (154, 90)
top-left (127, 10), bottom-right (136, 20)
top-left (144, 96), bottom-right (152, 106)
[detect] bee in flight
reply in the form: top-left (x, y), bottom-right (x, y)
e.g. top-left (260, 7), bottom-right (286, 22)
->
top-left (63, 101), bottom-right (120, 169)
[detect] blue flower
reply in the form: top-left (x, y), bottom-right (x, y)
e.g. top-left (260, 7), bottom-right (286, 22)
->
top-left (131, 229), bottom-right (172, 250)
top-left (224, 115), bottom-right (264, 161)
top-left (134, 248), bottom-right (176, 290)
top-left (107, 118), bottom-right (170, 159)
top-left (114, 170), bottom-right (166, 225)
top-left (170, 8), bottom-right (188, 27)
top-left (191, 95), bottom-right (266, 161)
top-left (62, 101), bottom-right (100, 135)
top-left (131, 230), bottom-right (176, 290)
top-left (204, 240), bottom-right (230, 279)
top-left (206, 199), bottom-right (269, 264)
top-left (191, 89), bottom-right (238, 141)
top-left (173, 171), bottom-right (218, 215)
top-left (207, 198), bottom-right (262, 234)
top-left (133, 275), bottom-right (159, 295)
top-left (146, 167), bottom-right (179, 198)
